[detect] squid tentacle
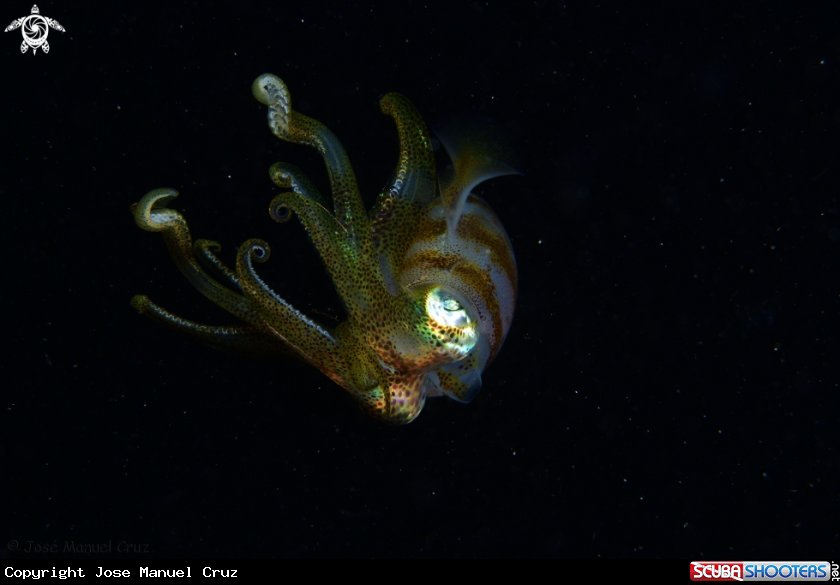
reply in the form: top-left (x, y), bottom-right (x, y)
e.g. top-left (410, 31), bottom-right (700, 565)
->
top-left (131, 188), bottom-right (262, 327)
top-left (193, 239), bottom-right (241, 292)
top-left (130, 295), bottom-right (296, 358)
top-left (251, 74), bottom-right (369, 251)
top-left (235, 238), bottom-right (347, 382)
top-left (372, 94), bottom-right (439, 292)
top-left (268, 163), bottom-right (387, 320)
top-left (379, 93), bottom-right (437, 206)
top-left (268, 162), bottom-right (328, 207)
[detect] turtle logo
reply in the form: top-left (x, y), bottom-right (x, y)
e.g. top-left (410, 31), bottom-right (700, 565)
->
top-left (5, 5), bottom-right (65, 55)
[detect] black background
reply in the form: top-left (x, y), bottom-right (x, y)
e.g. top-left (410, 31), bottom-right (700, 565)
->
top-left (2, 1), bottom-right (838, 558)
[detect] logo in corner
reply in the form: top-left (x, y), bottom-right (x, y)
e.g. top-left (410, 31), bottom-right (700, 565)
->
top-left (5, 5), bottom-right (65, 55)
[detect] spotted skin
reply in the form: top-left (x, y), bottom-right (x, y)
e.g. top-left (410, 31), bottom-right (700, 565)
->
top-left (131, 74), bottom-right (519, 424)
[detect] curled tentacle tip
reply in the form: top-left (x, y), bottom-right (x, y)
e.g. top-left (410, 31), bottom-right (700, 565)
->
top-left (140, 187), bottom-right (179, 207)
top-left (245, 240), bottom-right (271, 262)
top-left (270, 200), bottom-right (293, 223)
top-left (133, 187), bottom-right (179, 214)
top-left (251, 73), bottom-right (284, 105)
top-left (378, 92), bottom-right (402, 114)
top-left (194, 239), bottom-right (222, 252)
top-left (269, 162), bottom-right (293, 188)
top-left (132, 188), bottom-right (180, 231)
top-left (130, 294), bottom-right (150, 312)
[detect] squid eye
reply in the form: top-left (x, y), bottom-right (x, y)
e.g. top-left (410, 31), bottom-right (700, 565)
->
top-left (442, 298), bottom-right (461, 312)
top-left (426, 288), bottom-right (474, 330)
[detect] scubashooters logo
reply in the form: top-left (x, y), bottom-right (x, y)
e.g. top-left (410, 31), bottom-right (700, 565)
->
top-left (690, 561), bottom-right (834, 581)
top-left (4, 5), bottom-right (65, 54)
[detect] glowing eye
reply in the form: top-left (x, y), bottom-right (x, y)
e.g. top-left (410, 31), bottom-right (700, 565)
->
top-left (426, 288), bottom-right (474, 330)
top-left (418, 286), bottom-right (479, 358)
top-left (443, 298), bottom-right (461, 312)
